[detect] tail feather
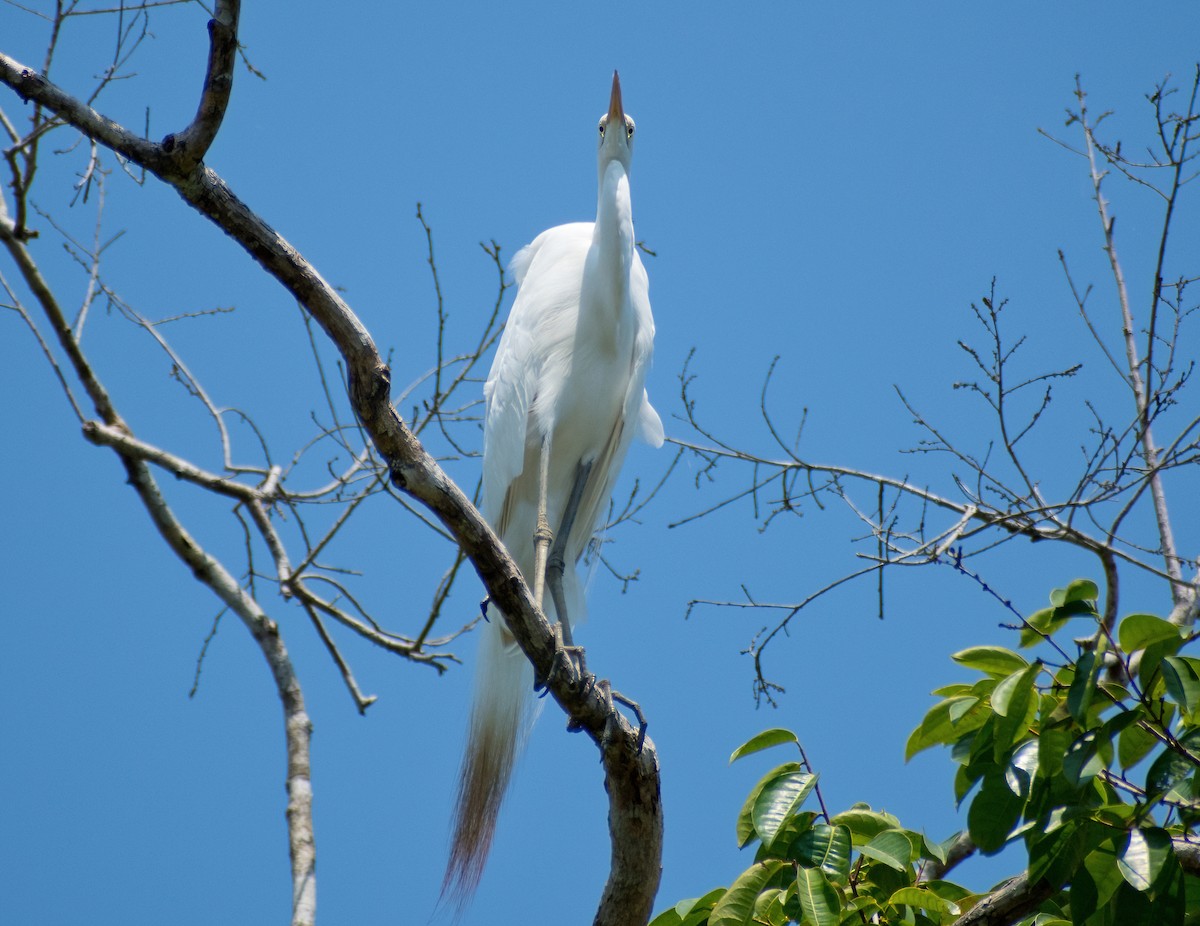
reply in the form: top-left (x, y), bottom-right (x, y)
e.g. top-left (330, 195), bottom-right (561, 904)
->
top-left (443, 614), bottom-right (535, 905)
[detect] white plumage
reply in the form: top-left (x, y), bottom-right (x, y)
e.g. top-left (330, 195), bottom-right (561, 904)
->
top-left (445, 71), bottom-right (662, 902)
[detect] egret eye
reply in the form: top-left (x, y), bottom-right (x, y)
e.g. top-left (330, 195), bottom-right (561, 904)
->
top-left (598, 120), bottom-right (606, 138)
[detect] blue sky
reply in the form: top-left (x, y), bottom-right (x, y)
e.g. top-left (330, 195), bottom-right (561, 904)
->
top-left (3, 2), bottom-right (1200, 924)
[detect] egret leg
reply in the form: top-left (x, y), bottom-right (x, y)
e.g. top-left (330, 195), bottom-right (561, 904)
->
top-left (531, 433), bottom-right (554, 610)
top-left (547, 459), bottom-right (594, 647)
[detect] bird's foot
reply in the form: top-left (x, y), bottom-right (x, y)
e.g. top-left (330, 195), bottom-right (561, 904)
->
top-left (550, 622), bottom-right (591, 691)
top-left (532, 623), bottom-right (592, 699)
top-left (478, 595), bottom-right (491, 621)
top-left (596, 680), bottom-right (648, 754)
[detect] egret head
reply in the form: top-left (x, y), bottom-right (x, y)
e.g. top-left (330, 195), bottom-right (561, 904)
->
top-left (597, 71), bottom-right (635, 174)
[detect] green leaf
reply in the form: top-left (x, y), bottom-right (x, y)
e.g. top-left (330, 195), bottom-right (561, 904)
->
top-left (992, 667), bottom-right (1031, 716)
top-left (993, 664), bottom-right (1039, 760)
top-left (751, 770), bottom-right (817, 847)
top-left (1119, 613), bottom-right (1180, 652)
top-left (886, 886), bottom-right (962, 916)
top-left (1079, 842), bottom-right (1124, 912)
top-left (905, 696), bottom-right (987, 760)
top-left (949, 697), bottom-right (980, 723)
top-left (736, 762), bottom-right (802, 848)
top-left (791, 824), bottom-right (852, 885)
top-left (1020, 602), bottom-right (1093, 648)
top-left (829, 807), bottom-right (900, 845)
top-left (1118, 716), bottom-right (1159, 771)
top-left (651, 890), bottom-right (728, 926)
top-left (919, 833), bottom-right (948, 866)
top-left (1118, 827), bottom-right (1172, 892)
top-left (1062, 731), bottom-right (1107, 787)
top-left (1038, 724), bottom-right (1071, 778)
top-left (967, 770), bottom-right (1024, 853)
top-left (931, 683), bottom-right (973, 697)
top-left (1162, 657), bottom-right (1200, 716)
top-left (1050, 578), bottom-right (1099, 607)
top-left (952, 646), bottom-right (1029, 677)
top-left (858, 829), bottom-right (916, 871)
top-left (1067, 650), bottom-right (1099, 723)
top-left (730, 729), bottom-right (799, 764)
top-left (1005, 740), bottom-right (1039, 798)
top-left (1027, 819), bottom-right (1100, 890)
top-left (647, 908), bottom-right (683, 926)
top-left (794, 866), bottom-right (840, 926)
top-left (1144, 731), bottom-right (1200, 801)
top-left (709, 860), bottom-right (784, 926)
top-left (1136, 635), bottom-right (1185, 691)
top-left (757, 811), bottom-right (816, 862)
top-left (752, 887), bottom-right (785, 925)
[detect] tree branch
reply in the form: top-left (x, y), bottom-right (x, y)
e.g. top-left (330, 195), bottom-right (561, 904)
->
top-left (0, 206), bottom-right (317, 926)
top-left (0, 43), bottom-right (663, 925)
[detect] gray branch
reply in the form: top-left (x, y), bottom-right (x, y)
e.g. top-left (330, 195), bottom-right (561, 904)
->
top-left (0, 35), bottom-right (663, 926)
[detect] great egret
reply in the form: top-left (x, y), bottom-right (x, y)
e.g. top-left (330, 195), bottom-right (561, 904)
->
top-left (445, 71), bottom-right (663, 900)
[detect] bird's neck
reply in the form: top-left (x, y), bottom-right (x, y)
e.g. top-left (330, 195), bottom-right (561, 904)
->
top-left (593, 159), bottom-right (635, 280)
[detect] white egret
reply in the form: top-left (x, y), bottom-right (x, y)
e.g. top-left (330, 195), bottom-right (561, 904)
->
top-left (445, 71), bottom-right (663, 900)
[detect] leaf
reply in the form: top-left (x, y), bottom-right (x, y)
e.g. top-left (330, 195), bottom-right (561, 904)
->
top-left (651, 891), bottom-right (727, 926)
top-left (709, 860), bottom-right (783, 926)
top-left (1161, 656), bottom-right (1200, 715)
top-left (757, 811), bottom-right (816, 862)
top-left (751, 770), bottom-right (817, 847)
top-left (736, 762), bottom-right (802, 848)
top-left (967, 770), bottom-right (1024, 853)
top-left (858, 829), bottom-right (916, 871)
top-left (949, 697), bottom-right (980, 723)
top-left (1005, 740), bottom-right (1040, 798)
top-left (1118, 715), bottom-right (1159, 771)
top-left (1050, 578), bottom-right (1099, 608)
top-left (1136, 635), bottom-right (1185, 691)
top-left (993, 664), bottom-right (1039, 759)
top-left (886, 886), bottom-right (962, 916)
top-left (1144, 730), bottom-right (1200, 801)
top-left (991, 667), bottom-right (1031, 717)
top-left (829, 807), bottom-right (899, 845)
top-left (791, 824), bottom-right (852, 885)
top-left (952, 646), bottom-right (1029, 677)
top-left (1020, 601), bottom-right (1093, 648)
top-left (1062, 731), bottom-right (1107, 787)
top-left (730, 729), bottom-right (799, 764)
top-left (1038, 724), bottom-right (1071, 778)
top-left (647, 908), bottom-right (683, 926)
top-left (1067, 650), bottom-right (1099, 723)
top-left (752, 887), bottom-right (785, 925)
top-left (794, 865), bottom-right (840, 926)
top-left (905, 696), bottom-right (987, 760)
top-left (1119, 613), bottom-right (1180, 652)
top-left (1027, 819), bottom-right (1101, 890)
top-left (919, 833), bottom-right (948, 865)
top-left (1117, 827), bottom-right (1171, 892)
top-left (1080, 842), bottom-right (1124, 910)
top-left (676, 889), bottom-right (728, 926)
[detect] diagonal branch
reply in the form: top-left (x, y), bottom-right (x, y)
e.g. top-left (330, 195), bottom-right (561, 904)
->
top-left (161, 0), bottom-right (239, 169)
top-left (0, 43), bottom-right (663, 926)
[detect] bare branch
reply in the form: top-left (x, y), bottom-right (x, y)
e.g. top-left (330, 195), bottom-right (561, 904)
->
top-left (0, 47), bottom-right (662, 924)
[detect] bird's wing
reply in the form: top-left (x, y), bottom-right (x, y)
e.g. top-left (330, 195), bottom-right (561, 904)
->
top-left (483, 223), bottom-right (594, 525)
top-left (637, 390), bottom-right (664, 447)
top-left (628, 249), bottom-right (663, 448)
top-left (482, 306), bottom-right (534, 525)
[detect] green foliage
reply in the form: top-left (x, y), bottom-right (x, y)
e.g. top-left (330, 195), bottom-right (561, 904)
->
top-left (653, 581), bottom-right (1200, 925)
